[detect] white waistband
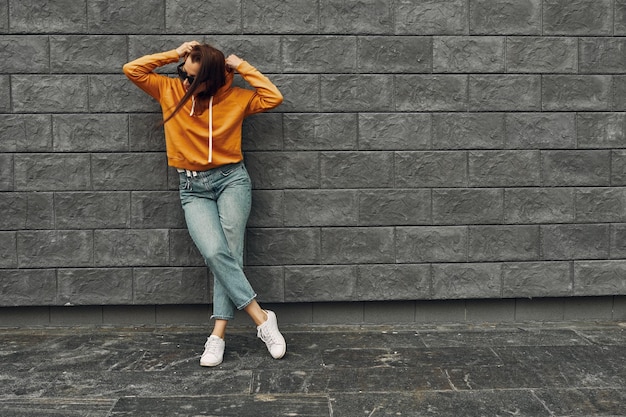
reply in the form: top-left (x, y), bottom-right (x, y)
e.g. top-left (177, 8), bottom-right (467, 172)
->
top-left (177, 169), bottom-right (198, 177)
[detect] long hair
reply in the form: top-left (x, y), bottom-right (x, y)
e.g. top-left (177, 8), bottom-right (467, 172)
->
top-left (162, 44), bottom-right (227, 124)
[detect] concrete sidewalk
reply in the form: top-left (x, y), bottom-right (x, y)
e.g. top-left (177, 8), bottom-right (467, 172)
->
top-left (0, 321), bottom-right (625, 416)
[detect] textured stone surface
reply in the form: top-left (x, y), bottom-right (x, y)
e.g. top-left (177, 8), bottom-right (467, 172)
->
top-left (468, 225), bottom-right (540, 261)
top-left (504, 188), bottom-right (575, 224)
top-left (93, 229), bottom-right (169, 267)
top-left (434, 36), bottom-right (504, 73)
top-left (0, 0), bottom-right (7, 33)
top-left (133, 267), bottom-right (209, 304)
top-left (9, 0), bottom-right (87, 33)
top-left (285, 265), bottom-right (357, 301)
top-left (359, 36), bottom-right (432, 73)
top-left (543, 0), bottom-right (613, 35)
top-left (284, 113), bottom-right (357, 150)
top-left (396, 75), bottom-right (467, 111)
top-left (50, 35), bottom-right (127, 74)
top-left (506, 37), bottom-right (577, 73)
top-left (542, 150), bottom-right (610, 186)
top-left (505, 113), bottom-right (576, 149)
top-left (395, 151), bottom-right (467, 187)
top-left (320, 0), bottom-right (393, 34)
top-left (358, 189), bottom-right (431, 226)
top-left (55, 192), bottom-right (130, 229)
top-left (395, 0), bottom-right (468, 35)
top-left (469, 75), bottom-right (541, 111)
top-left (284, 190), bottom-right (358, 227)
top-left (359, 113), bottom-right (431, 150)
top-left (0, 192), bottom-right (54, 230)
top-left (0, 270), bottom-right (57, 306)
top-left (3, 323), bottom-right (624, 416)
top-left (502, 262), bottom-right (572, 298)
top-left (166, 0), bottom-right (240, 34)
top-left (468, 150), bottom-right (540, 187)
top-left (432, 263), bottom-right (502, 299)
top-left (432, 189), bottom-right (503, 225)
top-left (577, 113), bottom-right (626, 148)
top-left (246, 228), bottom-right (320, 266)
top-left (0, 231), bottom-right (16, 268)
top-left (542, 225), bottom-right (610, 260)
top-left (0, 114), bottom-right (52, 152)
top-left (321, 151), bottom-right (394, 188)
top-left (91, 153), bottom-right (168, 191)
top-left (469, 0), bottom-right (541, 35)
top-left (321, 227), bottom-right (395, 264)
top-left (17, 230), bottom-right (93, 268)
top-left (357, 264), bottom-right (431, 300)
top-left (574, 261), bottom-right (626, 296)
top-left (53, 114), bottom-right (128, 152)
top-left (283, 36), bottom-right (357, 73)
top-left (575, 188), bottom-right (626, 223)
top-left (580, 38), bottom-right (626, 74)
top-left (542, 75), bottom-right (612, 111)
top-left (396, 226), bottom-right (467, 263)
top-left (57, 268), bottom-right (133, 305)
top-left (0, 35), bottom-right (49, 73)
top-left (12, 76), bottom-right (89, 113)
top-left (88, 0), bottom-right (165, 34)
top-left (433, 112), bottom-right (505, 149)
top-left (321, 75), bottom-right (394, 112)
top-left (1, 0), bottom-right (625, 312)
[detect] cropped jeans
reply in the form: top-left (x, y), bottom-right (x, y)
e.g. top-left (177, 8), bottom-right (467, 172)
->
top-left (178, 162), bottom-right (257, 321)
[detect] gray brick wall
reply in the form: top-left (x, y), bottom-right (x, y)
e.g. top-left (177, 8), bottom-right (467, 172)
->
top-left (1, 0), bottom-right (625, 312)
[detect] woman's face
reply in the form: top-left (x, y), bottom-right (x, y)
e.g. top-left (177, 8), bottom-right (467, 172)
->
top-left (180, 57), bottom-right (202, 92)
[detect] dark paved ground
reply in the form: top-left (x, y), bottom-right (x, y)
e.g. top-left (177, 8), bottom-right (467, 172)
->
top-left (0, 321), bottom-right (625, 416)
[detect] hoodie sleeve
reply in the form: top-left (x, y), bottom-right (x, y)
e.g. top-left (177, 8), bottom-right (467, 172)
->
top-left (236, 61), bottom-right (283, 115)
top-left (123, 50), bottom-right (180, 101)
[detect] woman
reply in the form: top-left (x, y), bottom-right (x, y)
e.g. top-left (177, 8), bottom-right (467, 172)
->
top-left (123, 41), bottom-right (285, 367)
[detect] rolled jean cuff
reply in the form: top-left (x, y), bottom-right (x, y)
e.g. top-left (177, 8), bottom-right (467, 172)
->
top-left (211, 314), bottom-right (234, 321)
top-left (237, 293), bottom-right (257, 311)
top-left (210, 293), bottom-right (256, 321)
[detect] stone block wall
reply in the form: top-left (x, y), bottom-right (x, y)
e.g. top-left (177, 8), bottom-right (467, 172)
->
top-left (1, 0), bottom-right (626, 319)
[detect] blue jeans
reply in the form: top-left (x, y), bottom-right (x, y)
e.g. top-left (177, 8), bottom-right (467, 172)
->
top-left (178, 162), bottom-right (257, 320)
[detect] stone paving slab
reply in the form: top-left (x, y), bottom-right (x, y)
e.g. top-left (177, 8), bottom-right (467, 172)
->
top-left (110, 395), bottom-right (331, 417)
top-left (0, 322), bottom-right (625, 416)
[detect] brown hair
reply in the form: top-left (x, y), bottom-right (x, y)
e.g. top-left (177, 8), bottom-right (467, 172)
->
top-left (162, 44), bottom-right (227, 124)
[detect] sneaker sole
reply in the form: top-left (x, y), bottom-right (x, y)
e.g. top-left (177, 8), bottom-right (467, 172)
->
top-left (200, 358), bottom-right (223, 367)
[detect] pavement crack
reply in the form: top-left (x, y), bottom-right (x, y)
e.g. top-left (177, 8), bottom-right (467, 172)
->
top-left (530, 389), bottom-right (556, 416)
top-left (327, 395), bottom-right (334, 417)
top-left (367, 405), bottom-right (383, 417)
top-left (444, 369), bottom-right (458, 391)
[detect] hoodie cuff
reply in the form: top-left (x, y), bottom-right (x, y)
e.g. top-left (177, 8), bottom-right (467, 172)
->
top-left (168, 49), bottom-right (183, 62)
top-left (236, 61), bottom-right (253, 73)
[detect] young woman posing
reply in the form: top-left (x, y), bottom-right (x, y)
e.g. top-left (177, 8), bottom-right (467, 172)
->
top-left (123, 41), bottom-right (285, 366)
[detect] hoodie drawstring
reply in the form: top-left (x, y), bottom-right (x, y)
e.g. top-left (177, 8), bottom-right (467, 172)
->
top-left (208, 96), bottom-right (213, 163)
top-left (189, 96), bottom-right (196, 116)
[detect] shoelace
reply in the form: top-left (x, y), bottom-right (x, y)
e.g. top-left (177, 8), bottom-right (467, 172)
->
top-left (204, 337), bottom-right (222, 356)
top-left (257, 325), bottom-right (278, 345)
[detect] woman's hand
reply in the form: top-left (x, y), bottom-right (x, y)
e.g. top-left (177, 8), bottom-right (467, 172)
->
top-left (225, 54), bottom-right (244, 70)
top-left (176, 41), bottom-right (200, 58)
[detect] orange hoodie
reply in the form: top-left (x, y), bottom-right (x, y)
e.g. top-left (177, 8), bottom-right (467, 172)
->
top-left (123, 49), bottom-right (283, 171)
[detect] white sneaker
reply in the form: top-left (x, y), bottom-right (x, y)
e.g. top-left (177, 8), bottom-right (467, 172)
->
top-left (200, 335), bottom-right (225, 367)
top-left (257, 310), bottom-right (286, 359)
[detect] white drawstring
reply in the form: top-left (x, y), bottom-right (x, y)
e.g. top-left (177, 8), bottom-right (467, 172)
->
top-left (208, 96), bottom-right (213, 163)
top-left (189, 96), bottom-right (196, 116)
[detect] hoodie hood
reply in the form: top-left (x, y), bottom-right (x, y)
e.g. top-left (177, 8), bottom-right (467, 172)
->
top-left (213, 68), bottom-right (234, 102)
